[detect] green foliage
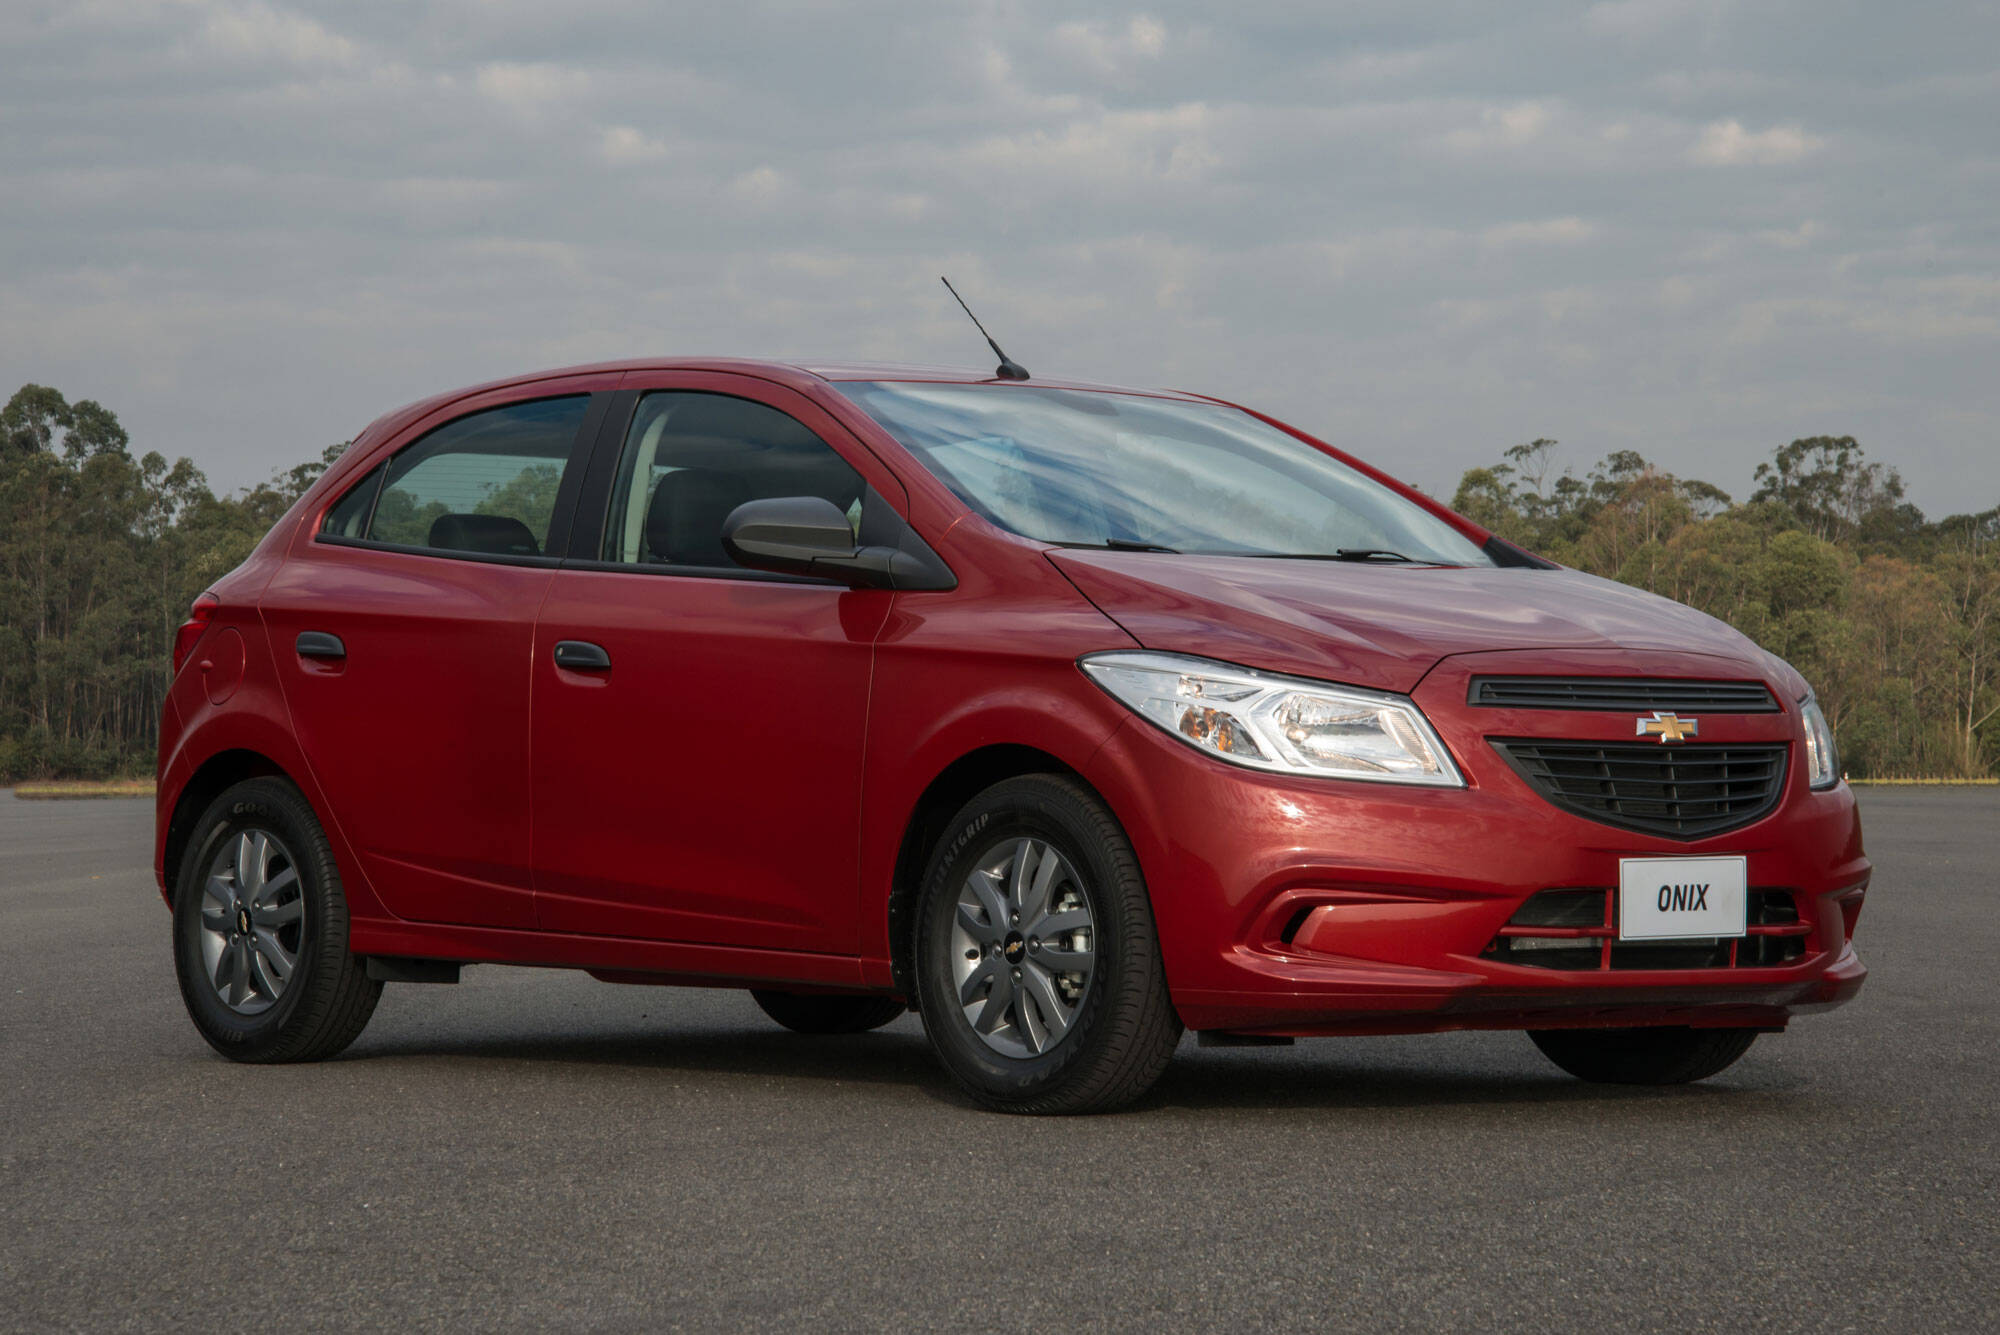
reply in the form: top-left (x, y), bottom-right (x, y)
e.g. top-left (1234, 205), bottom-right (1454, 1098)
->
top-left (1460, 435), bottom-right (2000, 778)
top-left (476, 464), bottom-right (563, 545)
top-left (369, 487), bottom-right (450, 548)
top-left (0, 384), bottom-right (344, 782)
top-left (1751, 435), bottom-right (1906, 544)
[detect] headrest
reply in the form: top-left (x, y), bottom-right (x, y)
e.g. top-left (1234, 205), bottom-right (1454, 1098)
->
top-left (645, 469), bottom-right (751, 567)
top-left (427, 513), bottom-right (541, 557)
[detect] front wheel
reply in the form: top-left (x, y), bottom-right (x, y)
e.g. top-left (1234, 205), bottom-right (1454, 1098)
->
top-left (172, 778), bottom-right (381, 1063)
top-left (1528, 1026), bottom-right (1758, 1085)
top-left (913, 774), bottom-right (1181, 1114)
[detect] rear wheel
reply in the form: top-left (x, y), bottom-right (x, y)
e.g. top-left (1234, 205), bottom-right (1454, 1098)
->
top-left (1529, 1026), bottom-right (1758, 1085)
top-left (750, 990), bottom-right (906, 1034)
top-left (913, 774), bottom-right (1181, 1114)
top-left (172, 778), bottom-right (381, 1062)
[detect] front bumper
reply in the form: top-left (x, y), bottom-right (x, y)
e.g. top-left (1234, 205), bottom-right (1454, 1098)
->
top-left (1080, 651), bottom-right (1870, 1036)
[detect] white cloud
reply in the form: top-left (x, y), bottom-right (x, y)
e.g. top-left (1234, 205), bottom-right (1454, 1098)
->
top-left (1584, 0), bottom-right (1730, 39)
top-left (1658, 275), bottom-right (1701, 309)
top-left (727, 165), bottom-right (788, 206)
top-left (964, 103), bottom-right (1220, 184)
top-left (1052, 15), bottom-right (1168, 77)
top-left (195, 1), bottom-right (356, 67)
top-left (1689, 119), bottom-right (1824, 165)
top-left (593, 125), bottom-right (669, 167)
top-left (1727, 289), bottom-right (2000, 345)
top-left (1481, 217), bottom-right (1600, 247)
top-left (1313, 47), bottom-right (1443, 87)
top-left (370, 176), bottom-right (512, 226)
top-left (1758, 220), bottom-right (1826, 249)
top-left (1442, 100), bottom-right (1553, 152)
top-left (474, 61), bottom-right (590, 115)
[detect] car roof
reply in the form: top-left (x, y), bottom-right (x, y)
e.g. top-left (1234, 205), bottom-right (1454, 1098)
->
top-left (379, 358), bottom-right (1213, 424)
top-left (798, 361), bottom-right (1212, 400)
top-left (341, 357), bottom-right (1229, 468)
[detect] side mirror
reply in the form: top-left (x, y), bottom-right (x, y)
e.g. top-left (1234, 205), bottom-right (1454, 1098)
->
top-left (721, 496), bottom-right (861, 579)
top-left (721, 496), bottom-right (955, 590)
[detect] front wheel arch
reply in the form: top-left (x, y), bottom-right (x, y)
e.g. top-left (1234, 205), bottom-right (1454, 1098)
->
top-left (911, 771), bottom-right (1182, 1112)
top-left (888, 745), bottom-right (1106, 1008)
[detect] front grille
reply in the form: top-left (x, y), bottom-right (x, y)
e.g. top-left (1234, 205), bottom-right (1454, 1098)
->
top-left (1469, 676), bottom-right (1777, 712)
top-left (1482, 889), bottom-right (1810, 971)
top-left (1491, 740), bottom-right (1787, 839)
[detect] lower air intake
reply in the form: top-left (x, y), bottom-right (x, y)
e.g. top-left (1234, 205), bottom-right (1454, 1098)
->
top-left (1482, 889), bottom-right (1810, 971)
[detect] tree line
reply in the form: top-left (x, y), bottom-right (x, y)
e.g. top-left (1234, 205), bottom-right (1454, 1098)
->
top-left (1, 381), bottom-right (1994, 781)
top-left (0, 385), bottom-right (341, 782)
top-left (1453, 436), bottom-right (1999, 778)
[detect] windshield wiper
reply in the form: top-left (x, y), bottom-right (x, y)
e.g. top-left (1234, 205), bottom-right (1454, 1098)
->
top-left (1059, 538), bottom-right (1182, 554)
top-left (1063, 541), bottom-right (1433, 561)
top-left (1254, 548), bottom-right (1419, 562)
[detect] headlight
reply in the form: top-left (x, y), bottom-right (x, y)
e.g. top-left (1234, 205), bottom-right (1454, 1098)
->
top-left (1080, 651), bottom-right (1464, 786)
top-left (1800, 692), bottom-right (1839, 789)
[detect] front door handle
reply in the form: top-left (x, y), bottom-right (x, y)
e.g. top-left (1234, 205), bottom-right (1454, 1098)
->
top-left (296, 631), bottom-right (346, 661)
top-left (553, 640), bottom-right (611, 672)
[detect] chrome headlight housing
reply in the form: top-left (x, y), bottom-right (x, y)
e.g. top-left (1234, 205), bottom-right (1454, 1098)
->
top-left (1800, 691), bottom-right (1839, 789)
top-left (1080, 651), bottom-right (1464, 786)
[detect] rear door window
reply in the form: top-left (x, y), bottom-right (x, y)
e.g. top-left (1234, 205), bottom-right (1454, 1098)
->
top-left (320, 396), bottom-right (593, 559)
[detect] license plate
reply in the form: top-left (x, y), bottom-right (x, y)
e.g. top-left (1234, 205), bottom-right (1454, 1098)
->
top-left (1618, 856), bottom-right (1747, 941)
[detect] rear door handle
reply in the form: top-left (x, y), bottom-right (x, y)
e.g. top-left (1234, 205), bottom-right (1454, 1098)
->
top-left (553, 640), bottom-right (611, 672)
top-left (296, 631), bottom-right (346, 661)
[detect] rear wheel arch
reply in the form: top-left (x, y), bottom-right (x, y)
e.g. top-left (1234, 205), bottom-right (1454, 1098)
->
top-left (164, 749), bottom-right (293, 905)
top-left (172, 774), bottom-right (383, 1061)
top-left (889, 745), bottom-right (1115, 1007)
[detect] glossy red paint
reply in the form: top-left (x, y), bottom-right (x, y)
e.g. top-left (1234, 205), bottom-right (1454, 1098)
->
top-left (1047, 551), bottom-right (1776, 693)
top-left (530, 369), bottom-right (904, 953)
top-left (1079, 646), bottom-right (1865, 1034)
top-left (156, 357), bottom-right (1868, 1041)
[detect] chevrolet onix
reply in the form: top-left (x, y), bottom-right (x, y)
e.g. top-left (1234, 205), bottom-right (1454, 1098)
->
top-left (157, 359), bottom-right (1867, 1113)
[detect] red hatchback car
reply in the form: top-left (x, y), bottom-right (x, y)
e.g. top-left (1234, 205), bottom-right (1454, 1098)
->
top-left (157, 358), bottom-right (1867, 1112)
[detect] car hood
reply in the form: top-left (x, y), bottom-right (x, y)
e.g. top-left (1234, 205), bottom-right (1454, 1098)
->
top-left (1048, 550), bottom-right (1772, 695)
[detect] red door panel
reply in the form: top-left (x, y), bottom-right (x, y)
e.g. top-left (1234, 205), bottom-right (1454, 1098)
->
top-left (529, 370), bottom-right (910, 952)
top-left (262, 542), bottom-right (551, 928)
top-left (530, 574), bottom-right (888, 950)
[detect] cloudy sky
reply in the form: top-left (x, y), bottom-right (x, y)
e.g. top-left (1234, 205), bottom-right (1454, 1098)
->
top-left (4, 0), bottom-right (1997, 516)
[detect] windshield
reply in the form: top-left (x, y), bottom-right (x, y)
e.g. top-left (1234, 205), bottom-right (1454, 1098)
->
top-left (835, 382), bottom-right (1492, 565)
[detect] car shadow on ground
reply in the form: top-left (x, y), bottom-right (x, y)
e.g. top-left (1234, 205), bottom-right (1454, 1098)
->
top-left (341, 1023), bottom-right (1807, 1114)
top-left (1139, 1050), bottom-right (1805, 1112)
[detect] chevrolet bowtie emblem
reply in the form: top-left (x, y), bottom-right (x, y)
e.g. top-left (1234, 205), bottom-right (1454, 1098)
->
top-left (1637, 712), bottom-right (1699, 743)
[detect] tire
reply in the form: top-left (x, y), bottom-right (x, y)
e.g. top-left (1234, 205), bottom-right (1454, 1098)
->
top-left (1528, 1026), bottom-right (1759, 1085)
top-left (750, 990), bottom-right (906, 1034)
top-left (171, 777), bottom-right (381, 1063)
top-left (913, 774), bottom-right (1182, 1114)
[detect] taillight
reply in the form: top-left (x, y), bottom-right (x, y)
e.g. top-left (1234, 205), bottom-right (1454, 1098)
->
top-left (173, 592), bottom-right (220, 674)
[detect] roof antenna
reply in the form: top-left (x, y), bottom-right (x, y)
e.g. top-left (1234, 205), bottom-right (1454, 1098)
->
top-left (940, 276), bottom-right (1030, 381)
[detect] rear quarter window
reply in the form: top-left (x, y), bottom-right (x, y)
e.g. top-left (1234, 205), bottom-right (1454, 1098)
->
top-left (318, 396), bottom-right (590, 559)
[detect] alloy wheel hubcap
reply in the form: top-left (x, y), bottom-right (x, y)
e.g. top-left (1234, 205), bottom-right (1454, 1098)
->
top-left (196, 829), bottom-right (304, 1015)
top-left (950, 837), bottom-right (1097, 1058)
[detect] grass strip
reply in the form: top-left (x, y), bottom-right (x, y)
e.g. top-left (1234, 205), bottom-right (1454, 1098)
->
top-left (9, 779), bottom-right (157, 800)
top-left (1848, 777), bottom-right (2000, 786)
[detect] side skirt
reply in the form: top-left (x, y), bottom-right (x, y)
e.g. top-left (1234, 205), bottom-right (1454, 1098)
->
top-left (348, 917), bottom-right (871, 990)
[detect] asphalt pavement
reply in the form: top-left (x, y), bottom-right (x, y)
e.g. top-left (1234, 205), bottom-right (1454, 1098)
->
top-left (2, 787), bottom-right (1995, 1332)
